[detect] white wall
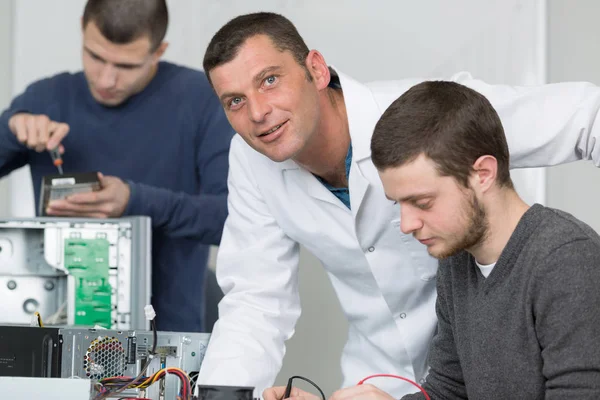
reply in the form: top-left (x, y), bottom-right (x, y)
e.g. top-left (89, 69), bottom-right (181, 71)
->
top-left (8, 0), bottom-right (87, 218)
top-left (8, 0), bottom-right (547, 217)
top-left (546, 0), bottom-right (600, 233)
top-left (5, 0), bottom-right (547, 395)
top-left (0, 0), bottom-right (13, 217)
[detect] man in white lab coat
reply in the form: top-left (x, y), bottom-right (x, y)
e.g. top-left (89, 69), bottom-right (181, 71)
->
top-left (196, 12), bottom-right (600, 399)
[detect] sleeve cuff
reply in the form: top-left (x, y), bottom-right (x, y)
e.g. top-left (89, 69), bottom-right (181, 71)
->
top-left (122, 180), bottom-right (141, 216)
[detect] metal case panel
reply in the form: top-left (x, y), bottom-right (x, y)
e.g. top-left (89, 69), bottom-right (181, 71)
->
top-left (60, 327), bottom-right (210, 399)
top-left (0, 217), bottom-right (151, 330)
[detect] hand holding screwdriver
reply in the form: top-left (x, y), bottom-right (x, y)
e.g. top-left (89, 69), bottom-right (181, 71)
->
top-left (8, 113), bottom-right (69, 174)
top-left (8, 113), bottom-right (70, 152)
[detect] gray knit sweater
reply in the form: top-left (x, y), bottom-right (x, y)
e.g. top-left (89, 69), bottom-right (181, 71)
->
top-left (402, 204), bottom-right (600, 400)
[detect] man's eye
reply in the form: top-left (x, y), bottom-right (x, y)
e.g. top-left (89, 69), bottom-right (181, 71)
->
top-left (229, 97), bottom-right (243, 108)
top-left (264, 76), bottom-right (277, 86)
top-left (416, 202), bottom-right (431, 210)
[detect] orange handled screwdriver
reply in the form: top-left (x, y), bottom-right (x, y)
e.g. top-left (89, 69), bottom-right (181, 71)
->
top-left (49, 147), bottom-right (64, 175)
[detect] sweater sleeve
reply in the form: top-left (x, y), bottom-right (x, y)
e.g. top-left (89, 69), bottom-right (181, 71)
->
top-left (532, 238), bottom-right (600, 399)
top-left (0, 75), bottom-right (69, 178)
top-left (123, 90), bottom-right (234, 245)
top-left (0, 82), bottom-right (41, 178)
top-left (402, 262), bottom-right (468, 400)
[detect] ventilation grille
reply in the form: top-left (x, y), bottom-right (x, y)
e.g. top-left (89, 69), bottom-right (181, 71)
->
top-left (84, 336), bottom-right (126, 379)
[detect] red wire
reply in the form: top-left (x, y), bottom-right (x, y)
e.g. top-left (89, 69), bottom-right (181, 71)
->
top-left (358, 374), bottom-right (431, 400)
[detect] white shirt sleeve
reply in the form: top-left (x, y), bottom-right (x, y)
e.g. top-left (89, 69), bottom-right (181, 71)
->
top-left (452, 71), bottom-right (600, 167)
top-left (197, 138), bottom-right (301, 396)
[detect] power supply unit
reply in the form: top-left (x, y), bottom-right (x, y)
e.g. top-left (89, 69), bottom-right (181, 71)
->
top-left (60, 327), bottom-right (210, 399)
top-left (0, 325), bottom-right (211, 399)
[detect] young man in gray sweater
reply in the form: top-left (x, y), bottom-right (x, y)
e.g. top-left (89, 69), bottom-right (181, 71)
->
top-left (354, 81), bottom-right (600, 400)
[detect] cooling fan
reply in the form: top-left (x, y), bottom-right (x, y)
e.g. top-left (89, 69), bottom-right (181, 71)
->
top-left (83, 336), bottom-right (127, 380)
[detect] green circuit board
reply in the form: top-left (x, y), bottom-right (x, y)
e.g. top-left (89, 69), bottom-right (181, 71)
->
top-left (64, 238), bottom-right (112, 328)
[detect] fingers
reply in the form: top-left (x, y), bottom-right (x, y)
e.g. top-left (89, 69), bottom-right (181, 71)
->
top-left (289, 388), bottom-right (319, 399)
top-left (97, 172), bottom-right (107, 186)
top-left (263, 386), bottom-right (288, 400)
top-left (288, 396), bottom-right (320, 400)
top-left (53, 190), bottom-right (107, 206)
top-left (65, 176), bottom-right (114, 205)
top-left (46, 199), bottom-right (112, 219)
top-left (46, 186), bottom-right (116, 217)
top-left (25, 115), bottom-right (40, 150)
top-left (263, 386), bottom-right (320, 400)
top-left (47, 121), bottom-right (70, 150)
top-left (11, 114), bottom-right (29, 144)
top-left (8, 113), bottom-right (70, 152)
top-left (45, 197), bottom-right (108, 218)
top-left (34, 115), bottom-right (50, 152)
top-left (330, 384), bottom-right (394, 400)
top-left (46, 207), bottom-right (108, 219)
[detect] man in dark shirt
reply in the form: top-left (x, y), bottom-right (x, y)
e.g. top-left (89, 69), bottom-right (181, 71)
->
top-left (0, 0), bottom-right (234, 332)
top-left (366, 81), bottom-right (600, 399)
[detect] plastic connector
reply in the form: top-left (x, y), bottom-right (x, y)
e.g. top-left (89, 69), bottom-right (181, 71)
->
top-left (144, 304), bottom-right (156, 321)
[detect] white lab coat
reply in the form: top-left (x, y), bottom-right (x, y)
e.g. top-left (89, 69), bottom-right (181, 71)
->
top-left (197, 69), bottom-right (600, 397)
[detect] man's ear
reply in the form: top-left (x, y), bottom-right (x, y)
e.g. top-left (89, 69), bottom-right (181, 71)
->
top-left (470, 155), bottom-right (498, 193)
top-left (305, 50), bottom-right (330, 90)
top-left (152, 41), bottom-right (169, 61)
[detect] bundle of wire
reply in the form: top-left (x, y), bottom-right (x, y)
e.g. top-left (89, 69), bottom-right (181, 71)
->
top-left (93, 319), bottom-right (163, 400)
top-left (95, 367), bottom-right (191, 400)
top-left (281, 373), bottom-right (430, 400)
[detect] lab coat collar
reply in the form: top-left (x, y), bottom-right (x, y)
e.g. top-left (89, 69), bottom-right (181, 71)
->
top-left (335, 68), bottom-right (381, 163)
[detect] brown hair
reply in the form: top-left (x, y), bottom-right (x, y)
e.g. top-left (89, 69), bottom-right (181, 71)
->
top-left (203, 12), bottom-right (311, 85)
top-left (83, 0), bottom-right (168, 51)
top-left (371, 81), bottom-right (513, 188)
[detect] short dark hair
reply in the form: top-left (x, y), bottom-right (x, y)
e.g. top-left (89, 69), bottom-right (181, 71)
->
top-left (371, 81), bottom-right (513, 189)
top-left (203, 12), bottom-right (310, 85)
top-left (82, 0), bottom-right (168, 51)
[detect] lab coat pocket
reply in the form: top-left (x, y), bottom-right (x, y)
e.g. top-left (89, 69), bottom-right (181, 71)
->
top-left (390, 218), bottom-right (438, 281)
